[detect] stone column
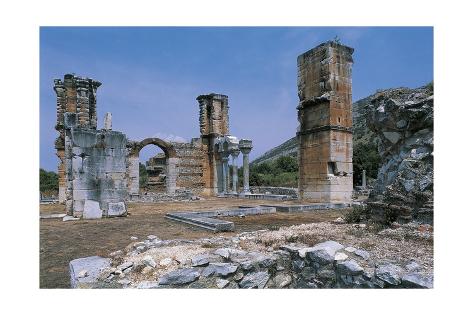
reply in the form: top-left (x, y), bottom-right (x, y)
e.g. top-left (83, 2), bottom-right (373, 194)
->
top-left (166, 157), bottom-right (178, 194)
top-left (231, 150), bottom-right (240, 194)
top-left (104, 112), bottom-right (112, 130)
top-left (362, 169), bottom-right (367, 188)
top-left (221, 154), bottom-right (229, 194)
top-left (239, 139), bottom-right (253, 194)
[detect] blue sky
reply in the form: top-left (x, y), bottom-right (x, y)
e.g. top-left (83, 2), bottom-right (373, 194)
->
top-left (40, 27), bottom-right (433, 171)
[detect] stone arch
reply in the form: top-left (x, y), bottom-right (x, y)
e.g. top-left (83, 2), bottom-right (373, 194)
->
top-left (127, 138), bottom-right (178, 196)
top-left (129, 138), bottom-right (177, 158)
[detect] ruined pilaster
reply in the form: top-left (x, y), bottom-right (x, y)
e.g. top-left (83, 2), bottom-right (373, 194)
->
top-left (297, 41), bottom-right (354, 202)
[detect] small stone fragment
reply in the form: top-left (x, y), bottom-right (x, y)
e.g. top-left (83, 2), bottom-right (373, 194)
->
top-left (216, 278), bottom-right (229, 289)
top-left (334, 252), bottom-right (348, 261)
top-left (142, 255), bottom-right (157, 268)
top-left (159, 258), bottom-right (173, 267)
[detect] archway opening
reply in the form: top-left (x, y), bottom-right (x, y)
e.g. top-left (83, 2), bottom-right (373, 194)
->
top-left (139, 145), bottom-right (167, 194)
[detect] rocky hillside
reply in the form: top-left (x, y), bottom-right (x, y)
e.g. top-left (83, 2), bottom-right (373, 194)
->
top-left (366, 85), bottom-right (433, 224)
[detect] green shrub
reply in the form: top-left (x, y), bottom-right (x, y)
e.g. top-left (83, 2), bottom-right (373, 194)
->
top-left (344, 205), bottom-right (371, 223)
top-left (39, 168), bottom-right (58, 194)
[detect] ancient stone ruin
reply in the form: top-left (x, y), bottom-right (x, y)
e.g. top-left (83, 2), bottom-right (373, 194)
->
top-left (297, 41), bottom-right (354, 202)
top-left (54, 77), bottom-right (253, 219)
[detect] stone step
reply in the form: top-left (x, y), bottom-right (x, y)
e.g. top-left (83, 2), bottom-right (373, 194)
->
top-left (165, 213), bottom-right (234, 232)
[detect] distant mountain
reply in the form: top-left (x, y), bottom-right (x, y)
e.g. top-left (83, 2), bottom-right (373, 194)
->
top-left (250, 93), bottom-right (377, 165)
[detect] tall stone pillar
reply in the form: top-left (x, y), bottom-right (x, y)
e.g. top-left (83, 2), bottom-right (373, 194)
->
top-left (297, 40), bottom-right (354, 203)
top-left (221, 154), bottom-right (229, 193)
top-left (362, 169), bottom-right (367, 188)
top-left (231, 150), bottom-right (240, 194)
top-left (239, 139), bottom-right (253, 194)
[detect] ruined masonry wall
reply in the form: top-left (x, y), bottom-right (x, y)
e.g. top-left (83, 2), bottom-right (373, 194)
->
top-left (64, 113), bottom-right (127, 218)
top-left (174, 140), bottom-right (206, 194)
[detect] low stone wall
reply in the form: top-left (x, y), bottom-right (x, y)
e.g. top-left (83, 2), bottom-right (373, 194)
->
top-left (71, 231), bottom-right (432, 289)
top-left (250, 186), bottom-right (298, 198)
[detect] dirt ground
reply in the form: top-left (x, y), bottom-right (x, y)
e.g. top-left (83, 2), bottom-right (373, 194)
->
top-left (39, 198), bottom-right (347, 288)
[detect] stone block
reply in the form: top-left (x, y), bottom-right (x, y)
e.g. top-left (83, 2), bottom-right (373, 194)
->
top-left (69, 256), bottom-right (111, 288)
top-left (107, 202), bottom-right (126, 217)
top-left (83, 200), bottom-right (102, 219)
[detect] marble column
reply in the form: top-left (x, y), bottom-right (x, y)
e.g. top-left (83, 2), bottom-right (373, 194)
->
top-left (362, 169), bottom-right (367, 188)
top-left (221, 154), bottom-right (229, 193)
top-left (231, 150), bottom-right (240, 194)
top-left (239, 139), bottom-right (253, 194)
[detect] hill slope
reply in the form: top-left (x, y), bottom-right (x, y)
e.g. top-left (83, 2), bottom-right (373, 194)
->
top-left (251, 93), bottom-right (376, 165)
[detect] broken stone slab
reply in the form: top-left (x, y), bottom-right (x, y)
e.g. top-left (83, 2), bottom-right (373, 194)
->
top-left (334, 252), bottom-right (348, 261)
top-left (344, 246), bottom-right (357, 253)
top-left (202, 263), bottom-right (238, 277)
top-left (401, 273), bottom-right (433, 288)
top-left (279, 244), bottom-right (305, 255)
top-left (216, 278), bottom-right (229, 289)
top-left (117, 261), bottom-right (134, 272)
top-left (191, 254), bottom-right (211, 267)
top-left (158, 268), bottom-right (201, 285)
top-left (336, 259), bottom-right (364, 275)
top-left (69, 256), bottom-right (111, 288)
top-left (214, 248), bottom-right (231, 259)
top-left (63, 215), bottom-right (80, 222)
top-left (239, 271), bottom-right (270, 289)
top-left (142, 255), bottom-right (157, 268)
top-left (107, 202), bottom-right (126, 217)
top-left (354, 249), bottom-right (370, 260)
top-left (147, 235), bottom-right (158, 241)
top-left (299, 240), bottom-right (344, 259)
top-left (40, 213), bottom-right (67, 219)
top-left (375, 263), bottom-right (404, 286)
top-left (159, 257), bottom-right (173, 267)
top-left (82, 200), bottom-right (102, 219)
top-left (135, 281), bottom-right (161, 289)
top-left (405, 261), bottom-right (421, 272)
top-left (272, 272), bottom-right (292, 288)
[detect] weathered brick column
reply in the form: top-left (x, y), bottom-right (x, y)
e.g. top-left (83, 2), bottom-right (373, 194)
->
top-left (239, 139), bottom-right (253, 194)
